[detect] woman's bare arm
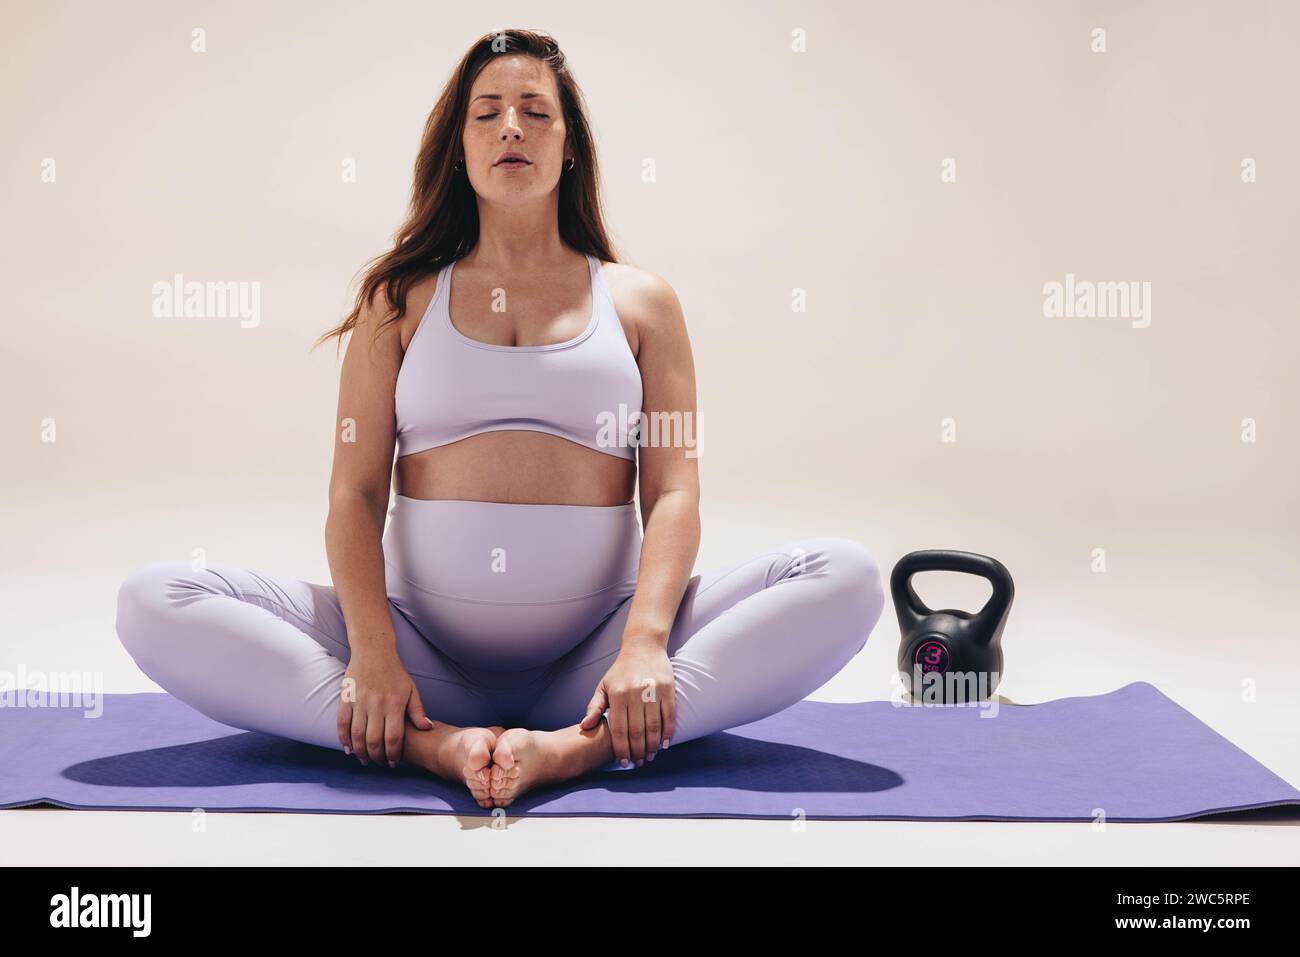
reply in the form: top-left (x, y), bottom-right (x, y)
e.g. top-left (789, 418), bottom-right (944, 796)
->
top-left (578, 270), bottom-right (701, 765)
top-left (623, 274), bottom-right (702, 646)
top-left (324, 282), bottom-right (443, 765)
top-left (324, 294), bottom-right (406, 657)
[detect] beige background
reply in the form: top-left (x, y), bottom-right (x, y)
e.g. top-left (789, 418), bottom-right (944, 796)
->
top-left (2, 1), bottom-right (1297, 862)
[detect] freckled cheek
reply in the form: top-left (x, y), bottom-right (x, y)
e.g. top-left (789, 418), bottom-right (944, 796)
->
top-left (464, 131), bottom-right (495, 161)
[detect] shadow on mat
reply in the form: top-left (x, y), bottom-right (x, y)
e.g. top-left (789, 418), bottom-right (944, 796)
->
top-left (60, 729), bottom-right (901, 813)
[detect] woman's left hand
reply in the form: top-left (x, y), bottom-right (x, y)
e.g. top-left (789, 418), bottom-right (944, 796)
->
top-left (581, 637), bottom-right (676, 768)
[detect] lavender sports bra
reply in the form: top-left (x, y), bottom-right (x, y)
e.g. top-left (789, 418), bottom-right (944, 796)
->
top-left (394, 253), bottom-right (642, 461)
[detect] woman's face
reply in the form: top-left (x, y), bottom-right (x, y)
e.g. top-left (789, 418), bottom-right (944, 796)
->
top-left (462, 55), bottom-right (569, 202)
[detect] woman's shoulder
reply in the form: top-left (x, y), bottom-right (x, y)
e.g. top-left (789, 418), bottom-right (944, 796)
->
top-left (599, 260), bottom-right (685, 334)
top-left (600, 261), bottom-right (687, 355)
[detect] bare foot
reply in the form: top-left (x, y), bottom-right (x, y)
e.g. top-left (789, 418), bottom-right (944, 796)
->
top-left (409, 724), bottom-right (506, 809)
top-left (488, 723), bottom-right (611, 807)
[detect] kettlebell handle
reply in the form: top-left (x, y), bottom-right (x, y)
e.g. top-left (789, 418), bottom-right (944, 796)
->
top-left (891, 549), bottom-right (1015, 626)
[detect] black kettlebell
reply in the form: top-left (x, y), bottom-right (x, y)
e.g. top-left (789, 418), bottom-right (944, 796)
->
top-left (891, 550), bottom-right (1015, 703)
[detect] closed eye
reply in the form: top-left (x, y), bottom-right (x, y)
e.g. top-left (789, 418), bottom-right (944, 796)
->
top-left (476, 112), bottom-right (549, 120)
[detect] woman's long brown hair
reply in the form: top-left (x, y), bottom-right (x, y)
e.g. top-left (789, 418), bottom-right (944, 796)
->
top-left (313, 29), bottom-right (618, 355)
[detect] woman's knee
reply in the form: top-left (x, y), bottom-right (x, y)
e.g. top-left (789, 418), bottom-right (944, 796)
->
top-left (794, 537), bottom-right (887, 649)
top-left (115, 560), bottom-right (214, 661)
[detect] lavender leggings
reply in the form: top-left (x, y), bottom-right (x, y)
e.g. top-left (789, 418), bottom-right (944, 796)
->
top-left (115, 497), bottom-right (885, 767)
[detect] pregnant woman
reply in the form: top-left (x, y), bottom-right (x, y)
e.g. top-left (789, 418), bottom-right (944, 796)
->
top-left (115, 29), bottom-right (885, 809)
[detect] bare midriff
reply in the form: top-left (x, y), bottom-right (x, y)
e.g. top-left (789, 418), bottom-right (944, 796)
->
top-left (393, 431), bottom-right (636, 506)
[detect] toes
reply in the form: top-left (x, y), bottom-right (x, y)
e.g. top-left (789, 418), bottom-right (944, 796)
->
top-left (486, 730), bottom-right (530, 806)
top-left (454, 729), bottom-right (505, 809)
top-left (488, 767), bottom-right (516, 798)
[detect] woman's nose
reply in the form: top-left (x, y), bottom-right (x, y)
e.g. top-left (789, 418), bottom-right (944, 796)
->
top-left (498, 107), bottom-right (522, 137)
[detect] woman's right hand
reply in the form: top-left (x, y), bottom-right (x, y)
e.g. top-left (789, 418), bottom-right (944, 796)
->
top-left (337, 648), bottom-right (434, 767)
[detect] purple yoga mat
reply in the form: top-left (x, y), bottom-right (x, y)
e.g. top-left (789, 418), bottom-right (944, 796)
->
top-left (0, 681), bottom-right (1296, 821)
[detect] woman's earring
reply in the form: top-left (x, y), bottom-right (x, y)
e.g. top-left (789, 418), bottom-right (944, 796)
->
top-left (565, 157), bottom-right (575, 171)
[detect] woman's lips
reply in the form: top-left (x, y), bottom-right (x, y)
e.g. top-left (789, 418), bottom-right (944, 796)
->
top-left (495, 160), bottom-right (531, 169)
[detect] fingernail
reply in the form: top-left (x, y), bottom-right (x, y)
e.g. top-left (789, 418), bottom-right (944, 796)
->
top-left (344, 746), bottom-right (352, 755)
top-left (662, 739), bottom-right (671, 749)
top-left (636, 759), bottom-right (643, 767)
top-left (389, 760), bottom-right (397, 768)
top-left (647, 752), bottom-right (655, 762)
top-left (620, 759), bottom-right (630, 769)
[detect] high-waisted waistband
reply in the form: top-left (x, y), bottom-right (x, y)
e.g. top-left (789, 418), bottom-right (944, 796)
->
top-left (381, 496), bottom-right (641, 675)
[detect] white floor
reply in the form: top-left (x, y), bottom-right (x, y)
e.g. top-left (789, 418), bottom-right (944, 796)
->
top-left (2, 481), bottom-right (1298, 865)
top-left (8, 806), bottom-right (1296, 867)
